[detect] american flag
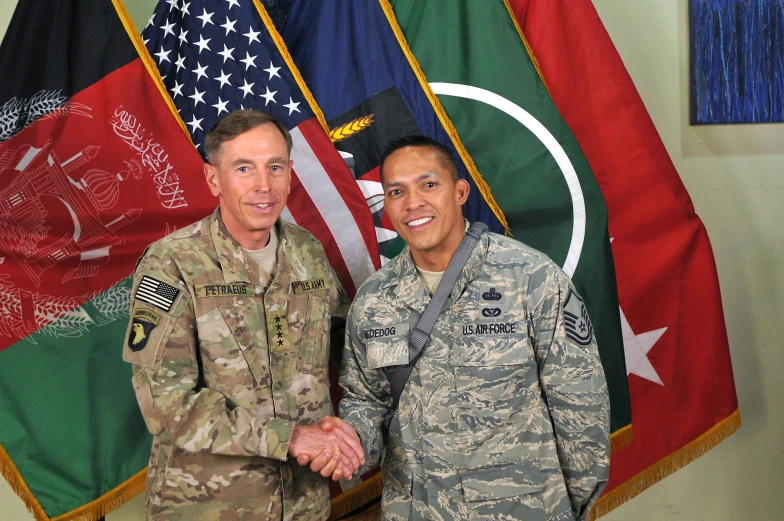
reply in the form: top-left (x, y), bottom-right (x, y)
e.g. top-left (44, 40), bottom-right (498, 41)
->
top-left (136, 275), bottom-right (181, 312)
top-left (142, 0), bottom-right (379, 295)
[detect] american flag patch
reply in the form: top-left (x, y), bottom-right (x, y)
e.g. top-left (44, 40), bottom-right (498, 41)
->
top-left (135, 276), bottom-right (180, 312)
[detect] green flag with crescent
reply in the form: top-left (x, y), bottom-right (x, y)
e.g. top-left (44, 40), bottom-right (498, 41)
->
top-left (390, 0), bottom-right (632, 443)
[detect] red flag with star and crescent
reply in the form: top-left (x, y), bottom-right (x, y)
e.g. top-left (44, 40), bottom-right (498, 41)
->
top-left (508, 0), bottom-right (740, 516)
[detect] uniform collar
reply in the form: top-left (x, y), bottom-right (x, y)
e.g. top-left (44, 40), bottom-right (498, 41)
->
top-left (383, 222), bottom-right (489, 311)
top-left (210, 208), bottom-right (294, 287)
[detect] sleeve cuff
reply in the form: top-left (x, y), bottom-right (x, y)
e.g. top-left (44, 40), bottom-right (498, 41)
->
top-left (260, 417), bottom-right (296, 460)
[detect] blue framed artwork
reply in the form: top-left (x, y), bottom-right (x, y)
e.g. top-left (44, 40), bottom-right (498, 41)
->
top-left (690, 0), bottom-right (784, 124)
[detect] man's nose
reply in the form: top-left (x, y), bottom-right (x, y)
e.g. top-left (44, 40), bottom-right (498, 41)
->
top-left (253, 171), bottom-right (270, 191)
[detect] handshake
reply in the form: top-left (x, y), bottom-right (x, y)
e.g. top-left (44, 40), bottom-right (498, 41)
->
top-left (287, 416), bottom-right (365, 481)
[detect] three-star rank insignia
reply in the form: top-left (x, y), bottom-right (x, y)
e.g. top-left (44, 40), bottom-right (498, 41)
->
top-left (128, 308), bottom-right (160, 352)
top-left (563, 289), bottom-right (593, 347)
top-left (267, 310), bottom-right (291, 352)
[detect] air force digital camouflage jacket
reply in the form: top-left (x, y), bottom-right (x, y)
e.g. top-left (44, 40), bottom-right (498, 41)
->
top-left (123, 208), bottom-right (347, 521)
top-left (340, 230), bottom-right (609, 521)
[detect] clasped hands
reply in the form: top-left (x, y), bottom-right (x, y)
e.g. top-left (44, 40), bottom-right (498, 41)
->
top-left (288, 416), bottom-right (365, 481)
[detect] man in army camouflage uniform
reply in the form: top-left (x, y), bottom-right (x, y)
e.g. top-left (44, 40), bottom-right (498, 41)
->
top-left (324, 136), bottom-right (610, 520)
top-left (123, 110), bottom-right (364, 521)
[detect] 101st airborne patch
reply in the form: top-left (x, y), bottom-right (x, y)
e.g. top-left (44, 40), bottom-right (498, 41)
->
top-left (129, 308), bottom-right (160, 352)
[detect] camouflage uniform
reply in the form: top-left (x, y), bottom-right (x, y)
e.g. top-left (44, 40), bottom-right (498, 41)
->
top-left (340, 230), bottom-right (609, 521)
top-left (124, 208), bottom-right (348, 521)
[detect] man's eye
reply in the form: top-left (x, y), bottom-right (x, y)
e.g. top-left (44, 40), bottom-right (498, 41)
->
top-left (238, 166), bottom-right (249, 173)
top-left (271, 165), bottom-right (280, 172)
top-left (425, 182), bottom-right (436, 188)
top-left (389, 189), bottom-right (401, 196)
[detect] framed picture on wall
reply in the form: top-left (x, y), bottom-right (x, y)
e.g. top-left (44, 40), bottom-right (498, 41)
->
top-left (689, 0), bottom-right (784, 124)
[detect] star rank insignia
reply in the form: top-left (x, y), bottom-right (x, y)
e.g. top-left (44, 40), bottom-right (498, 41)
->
top-left (267, 310), bottom-right (290, 352)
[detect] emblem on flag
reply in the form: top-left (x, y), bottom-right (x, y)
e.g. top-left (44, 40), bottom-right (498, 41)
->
top-left (563, 289), bottom-right (593, 347)
top-left (134, 275), bottom-right (180, 312)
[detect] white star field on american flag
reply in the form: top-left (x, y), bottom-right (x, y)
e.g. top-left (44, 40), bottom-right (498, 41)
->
top-left (142, 0), bottom-right (309, 155)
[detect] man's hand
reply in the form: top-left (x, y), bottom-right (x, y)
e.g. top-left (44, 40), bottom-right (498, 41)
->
top-left (288, 419), bottom-right (363, 480)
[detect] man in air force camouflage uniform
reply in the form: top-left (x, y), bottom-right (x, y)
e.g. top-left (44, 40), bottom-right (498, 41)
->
top-left (331, 136), bottom-right (610, 521)
top-left (123, 110), bottom-right (364, 521)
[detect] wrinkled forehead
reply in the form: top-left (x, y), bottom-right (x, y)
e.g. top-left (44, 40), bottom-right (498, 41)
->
top-left (381, 146), bottom-right (455, 186)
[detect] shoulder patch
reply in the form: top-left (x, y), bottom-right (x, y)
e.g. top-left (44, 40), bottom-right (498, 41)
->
top-left (128, 308), bottom-right (160, 352)
top-left (563, 289), bottom-right (593, 347)
top-left (292, 278), bottom-right (331, 293)
top-left (134, 275), bottom-right (180, 312)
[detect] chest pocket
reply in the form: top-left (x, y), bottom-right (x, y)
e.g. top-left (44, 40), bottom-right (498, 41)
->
top-left (451, 321), bottom-right (537, 429)
top-left (296, 294), bottom-right (330, 376)
top-left (195, 303), bottom-right (266, 397)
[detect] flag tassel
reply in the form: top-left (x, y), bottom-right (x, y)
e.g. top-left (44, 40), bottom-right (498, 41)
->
top-left (609, 424), bottom-right (634, 453)
top-left (590, 408), bottom-right (741, 520)
top-left (1, 442), bottom-right (147, 521)
top-left (0, 443), bottom-right (48, 521)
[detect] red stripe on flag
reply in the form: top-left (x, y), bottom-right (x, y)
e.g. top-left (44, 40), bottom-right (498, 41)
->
top-left (287, 169), bottom-right (356, 296)
top-left (296, 118), bottom-right (381, 272)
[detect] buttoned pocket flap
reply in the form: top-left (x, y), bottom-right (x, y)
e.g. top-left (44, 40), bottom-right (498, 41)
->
top-left (459, 461), bottom-right (542, 502)
top-left (219, 303), bottom-right (265, 384)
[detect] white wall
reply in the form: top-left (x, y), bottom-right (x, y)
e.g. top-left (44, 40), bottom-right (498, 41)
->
top-left (1, 1), bottom-right (782, 520)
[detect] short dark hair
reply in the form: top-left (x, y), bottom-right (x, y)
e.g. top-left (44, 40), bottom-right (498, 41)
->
top-left (379, 135), bottom-right (460, 184)
top-left (204, 109), bottom-right (293, 164)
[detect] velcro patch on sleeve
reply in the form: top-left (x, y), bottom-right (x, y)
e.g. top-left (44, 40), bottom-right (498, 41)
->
top-left (292, 278), bottom-right (331, 293)
top-left (195, 283), bottom-right (252, 298)
top-left (134, 275), bottom-right (180, 312)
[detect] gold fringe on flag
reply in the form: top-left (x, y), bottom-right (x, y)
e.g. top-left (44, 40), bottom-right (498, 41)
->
top-left (330, 473), bottom-right (383, 521)
top-left (1, 440), bottom-right (148, 521)
top-left (377, 0), bottom-right (511, 236)
top-left (111, 0), bottom-right (194, 147)
top-left (590, 408), bottom-right (741, 520)
top-left (502, 0), bottom-right (551, 96)
top-left (0, 442), bottom-right (48, 521)
top-left (610, 424), bottom-right (634, 453)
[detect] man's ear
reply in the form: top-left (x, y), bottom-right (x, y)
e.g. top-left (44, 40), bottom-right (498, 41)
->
top-left (455, 178), bottom-right (470, 205)
top-left (204, 162), bottom-right (220, 197)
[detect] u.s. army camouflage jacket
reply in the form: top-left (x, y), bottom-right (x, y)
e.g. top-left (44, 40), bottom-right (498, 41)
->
top-left (123, 208), bottom-right (348, 521)
top-left (340, 229), bottom-right (610, 521)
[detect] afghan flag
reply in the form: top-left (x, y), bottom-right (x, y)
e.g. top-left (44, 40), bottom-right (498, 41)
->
top-left (509, 0), bottom-right (739, 516)
top-left (282, 0), bottom-right (632, 517)
top-left (0, 0), bottom-right (215, 519)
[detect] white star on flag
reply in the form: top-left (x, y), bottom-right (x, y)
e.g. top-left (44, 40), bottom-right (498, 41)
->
top-left (212, 97), bottom-right (229, 116)
top-left (264, 61), bottom-right (281, 80)
top-left (244, 27), bottom-right (261, 44)
top-left (165, 0), bottom-right (178, 11)
top-left (192, 62), bottom-right (208, 81)
top-left (175, 54), bottom-right (186, 72)
top-left (239, 78), bottom-right (255, 98)
top-left (195, 34), bottom-right (211, 53)
top-left (240, 51), bottom-right (258, 71)
top-left (221, 16), bottom-right (237, 35)
top-left (187, 114), bottom-right (204, 132)
top-left (620, 306), bottom-right (667, 385)
top-left (197, 8), bottom-right (214, 27)
top-left (218, 44), bottom-right (235, 63)
top-left (261, 86), bottom-right (277, 106)
top-left (189, 87), bottom-right (205, 106)
top-left (171, 80), bottom-right (184, 98)
top-left (284, 97), bottom-right (300, 115)
top-left (180, 1), bottom-right (190, 15)
top-left (224, 0), bottom-right (240, 9)
top-left (160, 20), bottom-right (175, 37)
top-left (214, 70), bottom-right (231, 89)
top-left (178, 28), bottom-right (188, 44)
top-left (154, 46), bottom-right (171, 64)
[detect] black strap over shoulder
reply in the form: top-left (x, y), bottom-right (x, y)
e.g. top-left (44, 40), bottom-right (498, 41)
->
top-left (387, 222), bottom-right (488, 409)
